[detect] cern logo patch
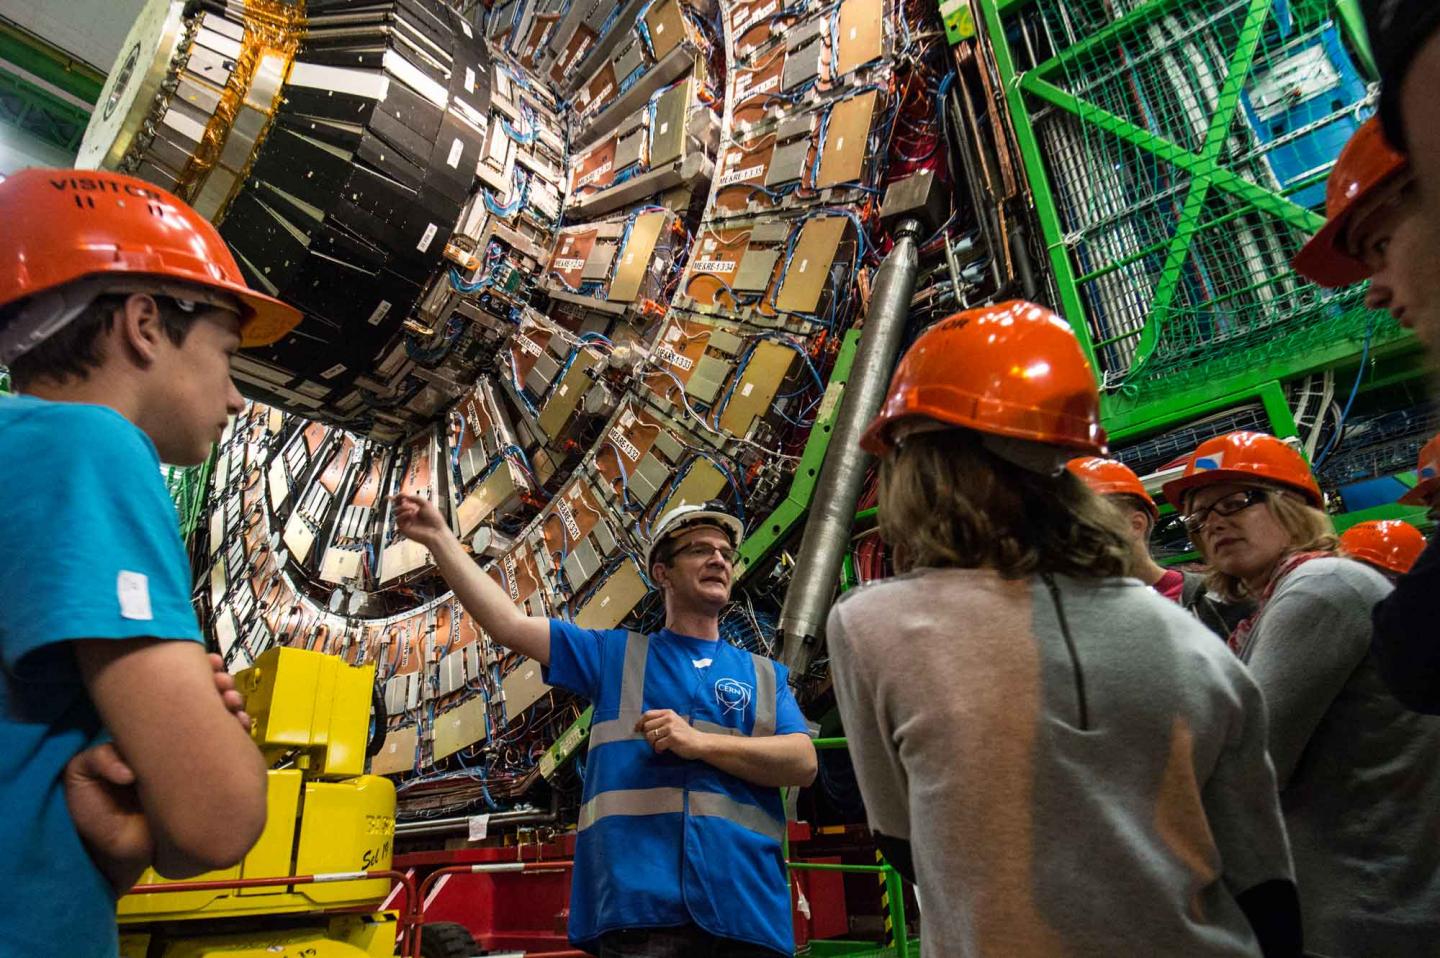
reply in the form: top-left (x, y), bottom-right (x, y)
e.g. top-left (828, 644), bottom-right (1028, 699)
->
top-left (715, 677), bottom-right (753, 716)
top-left (1195, 453), bottom-right (1224, 471)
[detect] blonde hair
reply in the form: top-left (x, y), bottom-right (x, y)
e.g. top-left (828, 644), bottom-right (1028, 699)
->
top-left (1197, 487), bottom-right (1339, 601)
top-left (878, 430), bottom-right (1131, 579)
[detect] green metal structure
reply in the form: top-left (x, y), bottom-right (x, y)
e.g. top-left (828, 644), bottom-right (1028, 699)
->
top-left (0, 20), bottom-right (102, 154)
top-left (976, 0), bottom-right (1418, 442)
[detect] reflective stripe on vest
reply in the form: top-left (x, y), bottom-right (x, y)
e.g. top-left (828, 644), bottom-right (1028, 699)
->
top-left (577, 633), bottom-right (788, 841)
top-left (587, 631), bottom-right (650, 748)
top-left (588, 637), bottom-right (780, 747)
top-left (577, 786), bottom-right (786, 842)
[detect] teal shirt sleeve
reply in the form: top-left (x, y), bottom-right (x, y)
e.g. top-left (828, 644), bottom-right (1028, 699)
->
top-left (0, 401), bottom-right (201, 679)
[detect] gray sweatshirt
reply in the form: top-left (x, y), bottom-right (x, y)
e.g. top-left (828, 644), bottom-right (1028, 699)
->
top-left (1238, 558), bottom-right (1440, 956)
top-left (828, 569), bottom-right (1294, 957)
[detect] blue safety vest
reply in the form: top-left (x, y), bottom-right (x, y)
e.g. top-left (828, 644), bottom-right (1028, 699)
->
top-left (559, 628), bottom-right (794, 955)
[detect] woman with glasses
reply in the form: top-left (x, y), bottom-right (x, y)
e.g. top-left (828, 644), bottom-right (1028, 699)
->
top-left (828, 302), bottom-right (1301, 957)
top-left (1164, 431), bottom-right (1440, 956)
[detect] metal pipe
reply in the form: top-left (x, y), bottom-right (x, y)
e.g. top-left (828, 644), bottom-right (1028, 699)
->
top-left (777, 220), bottom-right (922, 674)
top-left (395, 796), bottom-right (560, 837)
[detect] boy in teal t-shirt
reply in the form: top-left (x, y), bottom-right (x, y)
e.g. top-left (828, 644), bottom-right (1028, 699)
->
top-left (0, 167), bottom-right (301, 956)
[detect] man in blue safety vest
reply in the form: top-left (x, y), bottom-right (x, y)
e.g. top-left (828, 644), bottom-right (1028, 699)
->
top-left (395, 494), bottom-right (817, 957)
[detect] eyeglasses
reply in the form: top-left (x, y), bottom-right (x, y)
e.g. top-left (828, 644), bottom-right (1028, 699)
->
top-left (1182, 489), bottom-right (1266, 536)
top-left (671, 543), bottom-right (739, 565)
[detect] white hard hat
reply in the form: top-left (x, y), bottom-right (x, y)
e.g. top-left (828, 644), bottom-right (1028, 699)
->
top-left (644, 500), bottom-right (744, 571)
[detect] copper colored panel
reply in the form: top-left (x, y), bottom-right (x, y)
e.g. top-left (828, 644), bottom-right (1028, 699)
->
top-left (372, 725), bottom-right (419, 776)
top-left (719, 340), bottom-right (795, 435)
top-left (317, 436), bottom-right (354, 494)
top-left (552, 25), bottom-right (597, 86)
top-left (731, 47), bottom-right (786, 126)
top-left (549, 227), bottom-right (600, 290)
top-left (608, 211), bottom-right (668, 302)
top-left (579, 62), bottom-right (618, 119)
top-left (682, 226), bottom-right (752, 307)
top-left (817, 90), bottom-right (877, 188)
top-left (643, 318), bottom-right (710, 400)
top-left (571, 134), bottom-right (618, 193)
top-left (836, 0), bottom-right (884, 74)
top-left (715, 134), bottom-right (778, 214)
top-left (432, 696), bottom-right (488, 761)
top-left (595, 405), bottom-right (664, 486)
top-left (645, 0), bottom-right (687, 61)
top-left (662, 457), bottom-right (728, 513)
top-left (303, 421), bottom-right (328, 454)
top-left (574, 560), bottom-right (648, 629)
top-left (775, 216), bottom-right (847, 314)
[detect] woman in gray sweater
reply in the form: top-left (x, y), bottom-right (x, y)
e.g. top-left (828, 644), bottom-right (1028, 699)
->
top-left (1165, 430), bottom-right (1440, 956)
top-left (830, 302), bottom-right (1301, 957)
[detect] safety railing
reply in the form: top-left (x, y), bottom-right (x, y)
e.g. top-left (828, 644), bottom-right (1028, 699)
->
top-left (792, 736), bottom-right (914, 957)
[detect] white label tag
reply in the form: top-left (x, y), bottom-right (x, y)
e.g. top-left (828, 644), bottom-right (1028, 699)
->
top-left (465, 67), bottom-right (476, 93)
top-left (468, 814), bottom-right (489, 840)
top-left (659, 122), bottom-right (669, 135)
top-left (320, 363), bottom-right (347, 380)
top-left (516, 334), bottom-right (541, 356)
top-left (655, 345), bottom-right (695, 370)
top-left (117, 570), bottom-right (153, 621)
top-left (576, 160), bottom-right (612, 187)
top-left (557, 499), bottom-right (581, 540)
top-left (835, 136), bottom-right (845, 152)
top-left (558, 384), bottom-right (569, 397)
top-left (504, 553), bottom-right (520, 599)
top-left (691, 258), bottom-right (736, 274)
top-left (741, 382), bottom-right (755, 397)
top-left (447, 138), bottom-right (465, 168)
top-left (744, 75), bottom-right (779, 100)
top-left (692, 657), bottom-right (712, 669)
top-left (367, 300), bottom-right (393, 326)
top-left (609, 426), bottom-right (640, 461)
top-left (797, 258), bottom-right (809, 273)
top-left (461, 19), bottom-right (473, 37)
top-left (553, 257), bottom-right (587, 270)
top-left (417, 223), bottom-right (439, 252)
top-left (656, 21), bottom-right (665, 33)
top-left (718, 164), bottom-right (765, 187)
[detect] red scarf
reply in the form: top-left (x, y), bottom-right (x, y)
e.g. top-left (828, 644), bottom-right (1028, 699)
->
top-left (1227, 550), bottom-right (1333, 656)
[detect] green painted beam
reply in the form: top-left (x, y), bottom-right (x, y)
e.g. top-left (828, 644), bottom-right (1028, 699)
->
top-left (1334, 0), bottom-right (1378, 78)
top-left (0, 22), bottom-right (103, 105)
top-left (975, 0), bottom-right (1101, 375)
top-left (1127, 0), bottom-right (1273, 383)
top-left (0, 67), bottom-right (89, 153)
top-left (735, 328), bottom-right (862, 577)
top-left (1018, 76), bottom-right (1325, 235)
top-left (1101, 329), bottom-right (1412, 441)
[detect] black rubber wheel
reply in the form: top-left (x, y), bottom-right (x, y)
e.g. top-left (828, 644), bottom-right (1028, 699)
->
top-left (418, 921), bottom-right (479, 958)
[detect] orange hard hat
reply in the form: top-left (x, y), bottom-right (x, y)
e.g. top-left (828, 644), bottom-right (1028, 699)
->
top-left (1293, 117), bottom-right (1410, 288)
top-left (1161, 431), bottom-right (1322, 510)
top-left (1340, 520), bottom-right (1426, 575)
top-left (1399, 434), bottom-right (1440, 505)
top-left (1067, 456), bottom-right (1157, 519)
top-left (0, 168), bottom-right (300, 363)
top-left (860, 300), bottom-right (1107, 457)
